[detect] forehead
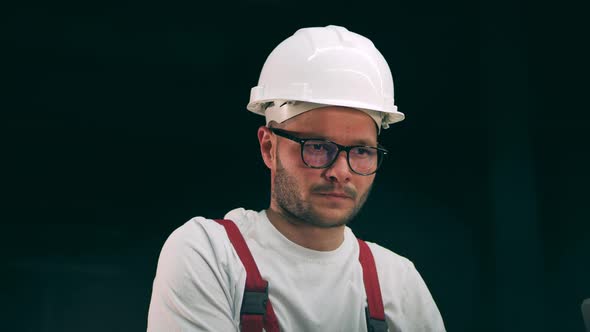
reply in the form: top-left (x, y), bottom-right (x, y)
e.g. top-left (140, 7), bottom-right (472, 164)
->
top-left (281, 106), bottom-right (378, 145)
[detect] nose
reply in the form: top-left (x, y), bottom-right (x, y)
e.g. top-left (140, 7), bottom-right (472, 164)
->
top-left (323, 151), bottom-right (352, 183)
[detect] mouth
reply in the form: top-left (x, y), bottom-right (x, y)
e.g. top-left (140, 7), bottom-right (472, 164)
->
top-left (315, 192), bottom-right (353, 200)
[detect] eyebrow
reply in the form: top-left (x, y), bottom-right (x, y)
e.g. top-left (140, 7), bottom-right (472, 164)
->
top-left (298, 132), bottom-right (377, 147)
top-left (352, 138), bottom-right (378, 146)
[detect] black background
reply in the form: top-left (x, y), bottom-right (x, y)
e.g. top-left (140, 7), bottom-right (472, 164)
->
top-left (2, 0), bottom-right (589, 331)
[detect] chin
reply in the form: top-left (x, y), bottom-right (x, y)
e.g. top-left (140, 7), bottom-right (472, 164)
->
top-left (311, 207), bottom-right (354, 227)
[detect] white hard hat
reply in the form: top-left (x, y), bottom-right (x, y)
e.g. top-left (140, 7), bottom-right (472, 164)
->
top-left (247, 25), bottom-right (404, 132)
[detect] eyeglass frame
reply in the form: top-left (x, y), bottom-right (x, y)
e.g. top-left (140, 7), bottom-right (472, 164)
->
top-left (269, 127), bottom-right (388, 176)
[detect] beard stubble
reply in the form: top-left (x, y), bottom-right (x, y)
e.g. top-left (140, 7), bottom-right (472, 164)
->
top-left (272, 154), bottom-right (372, 228)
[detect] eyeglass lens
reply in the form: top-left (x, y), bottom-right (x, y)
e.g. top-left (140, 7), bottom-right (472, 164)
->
top-left (302, 140), bottom-right (379, 174)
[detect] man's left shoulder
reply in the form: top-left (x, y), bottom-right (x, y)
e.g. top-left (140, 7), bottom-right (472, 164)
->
top-left (361, 240), bottom-right (447, 331)
top-left (361, 240), bottom-right (429, 294)
top-left (362, 240), bottom-right (415, 275)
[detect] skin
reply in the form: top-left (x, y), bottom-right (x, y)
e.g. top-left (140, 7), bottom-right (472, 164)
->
top-left (257, 106), bottom-right (378, 251)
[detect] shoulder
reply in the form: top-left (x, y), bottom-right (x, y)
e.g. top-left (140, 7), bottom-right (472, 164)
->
top-left (155, 217), bottom-right (236, 281)
top-left (363, 241), bottom-right (424, 297)
top-left (148, 216), bottom-right (243, 331)
top-left (363, 240), bottom-right (430, 300)
top-left (161, 217), bottom-right (230, 258)
top-left (364, 241), bottom-right (414, 274)
top-left (363, 241), bottom-right (446, 331)
top-left (157, 208), bottom-right (262, 273)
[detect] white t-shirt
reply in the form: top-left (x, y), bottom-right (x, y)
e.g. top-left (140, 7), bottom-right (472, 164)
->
top-left (147, 208), bottom-right (446, 332)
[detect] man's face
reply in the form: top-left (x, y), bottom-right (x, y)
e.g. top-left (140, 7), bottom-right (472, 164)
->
top-left (268, 106), bottom-right (378, 228)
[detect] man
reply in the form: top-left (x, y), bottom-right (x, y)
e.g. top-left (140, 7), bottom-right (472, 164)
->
top-left (147, 25), bottom-right (445, 331)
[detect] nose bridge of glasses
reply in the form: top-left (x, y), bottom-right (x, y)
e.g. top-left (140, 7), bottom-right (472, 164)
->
top-left (327, 146), bottom-right (353, 173)
top-left (335, 147), bottom-right (348, 161)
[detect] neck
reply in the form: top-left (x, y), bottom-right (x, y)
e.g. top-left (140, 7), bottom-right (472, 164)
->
top-left (265, 206), bottom-right (346, 251)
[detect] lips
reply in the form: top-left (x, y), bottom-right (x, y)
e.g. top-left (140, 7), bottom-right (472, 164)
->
top-left (312, 186), bottom-right (357, 200)
top-left (316, 192), bottom-right (352, 199)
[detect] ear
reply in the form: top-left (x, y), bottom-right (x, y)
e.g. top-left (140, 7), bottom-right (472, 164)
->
top-left (257, 126), bottom-right (275, 170)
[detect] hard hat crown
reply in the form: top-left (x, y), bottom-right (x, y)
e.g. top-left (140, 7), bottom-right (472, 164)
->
top-left (247, 25), bottom-right (404, 130)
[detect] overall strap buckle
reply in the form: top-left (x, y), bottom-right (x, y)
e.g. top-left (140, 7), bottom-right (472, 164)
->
top-left (241, 286), bottom-right (269, 315)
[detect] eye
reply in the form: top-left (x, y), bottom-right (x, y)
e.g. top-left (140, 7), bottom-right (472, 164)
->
top-left (303, 141), bottom-right (335, 155)
top-left (311, 144), bottom-right (325, 151)
top-left (352, 147), bottom-right (376, 158)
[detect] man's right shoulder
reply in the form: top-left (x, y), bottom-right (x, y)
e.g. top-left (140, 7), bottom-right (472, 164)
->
top-left (158, 217), bottom-right (238, 270)
top-left (149, 217), bottom-right (244, 331)
top-left (162, 217), bottom-right (230, 251)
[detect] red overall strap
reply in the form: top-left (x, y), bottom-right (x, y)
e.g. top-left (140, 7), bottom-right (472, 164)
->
top-left (358, 239), bottom-right (388, 332)
top-left (214, 219), bottom-right (280, 332)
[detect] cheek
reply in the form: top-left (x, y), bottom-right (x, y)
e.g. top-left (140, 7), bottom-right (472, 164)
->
top-left (277, 142), bottom-right (302, 166)
top-left (295, 169), bottom-right (316, 191)
top-left (294, 169), bottom-right (323, 200)
top-left (277, 151), bottom-right (314, 189)
top-left (355, 176), bottom-right (375, 193)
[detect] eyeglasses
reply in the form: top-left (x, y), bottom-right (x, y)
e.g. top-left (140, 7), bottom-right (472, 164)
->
top-left (269, 128), bottom-right (388, 176)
